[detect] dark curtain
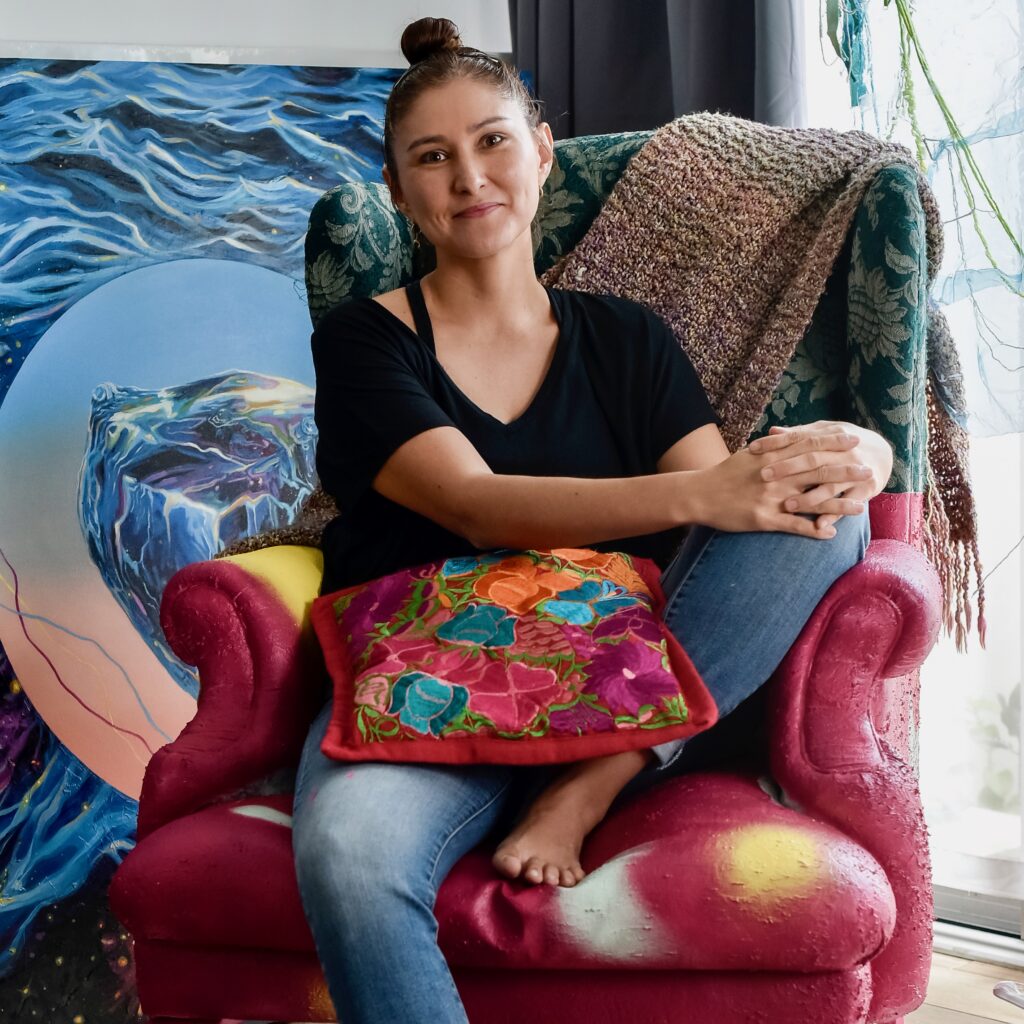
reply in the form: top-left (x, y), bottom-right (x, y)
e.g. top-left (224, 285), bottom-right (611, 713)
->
top-left (508, 0), bottom-right (806, 140)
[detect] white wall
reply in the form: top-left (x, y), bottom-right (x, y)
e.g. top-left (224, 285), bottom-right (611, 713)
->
top-left (0, 0), bottom-right (511, 67)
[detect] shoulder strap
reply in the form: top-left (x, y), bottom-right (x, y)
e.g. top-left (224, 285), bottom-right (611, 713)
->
top-left (404, 279), bottom-right (436, 354)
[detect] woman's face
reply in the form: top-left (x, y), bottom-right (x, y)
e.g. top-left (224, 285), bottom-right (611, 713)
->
top-left (384, 76), bottom-right (554, 262)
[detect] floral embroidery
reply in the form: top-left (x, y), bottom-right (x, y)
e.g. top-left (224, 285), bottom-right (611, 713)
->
top-left (466, 661), bottom-right (569, 732)
top-left (326, 548), bottom-right (692, 748)
top-left (589, 643), bottom-right (678, 715)
top-left (353, 674), bottom-right (391, 714)
top-left (436, 604), bottom-right (517, 647)
top-left (387, 671), bottom-right (469, 736)
top-left (540, 579), bottom-right (640, 625)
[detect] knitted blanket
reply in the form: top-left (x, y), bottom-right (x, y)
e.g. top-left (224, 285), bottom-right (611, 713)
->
top-left (221, 113), bottom-right (983, 645)
top-left (538, 112), bottom-right (982, 647)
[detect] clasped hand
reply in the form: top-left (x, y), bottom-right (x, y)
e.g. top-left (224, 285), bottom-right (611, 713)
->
top-left (699, 420), bottom-right (893, 540)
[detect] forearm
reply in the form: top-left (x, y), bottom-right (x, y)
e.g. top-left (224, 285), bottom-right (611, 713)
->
top-left (464, 470), bottom-right (697, 551)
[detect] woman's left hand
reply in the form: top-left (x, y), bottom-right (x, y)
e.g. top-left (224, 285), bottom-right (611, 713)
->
top-left (748, 420), bottom-right (894, 530)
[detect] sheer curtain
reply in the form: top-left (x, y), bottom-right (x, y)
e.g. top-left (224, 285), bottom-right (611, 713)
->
top-left (805, 0), bottom-right (1024, 954)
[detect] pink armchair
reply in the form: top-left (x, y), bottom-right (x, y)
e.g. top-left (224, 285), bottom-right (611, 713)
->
top-left (109, 132), bottom-right (944, 1024)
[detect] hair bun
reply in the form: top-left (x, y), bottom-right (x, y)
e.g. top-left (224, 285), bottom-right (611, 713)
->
top-left (401, 17), bottom-right (463, 66)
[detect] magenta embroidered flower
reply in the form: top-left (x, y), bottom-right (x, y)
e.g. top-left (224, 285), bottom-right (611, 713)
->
top-left (591, 607), bottom-right (664, 644)
top-left (468, 660), bottom-right (570, 732)
top-left (590, 641), bottom-right (677, 715)
top-left (367, 633), bottom-right (438, 676)
top-left (421, 648), bottom-right (496, 689)
top-left (548, 701), bottom-right (618, 735)
top-left (343, 573), bottom-right (414, 653)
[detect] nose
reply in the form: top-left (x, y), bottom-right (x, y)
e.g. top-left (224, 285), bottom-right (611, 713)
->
top-left (452, 152), bottom-right (487, 193)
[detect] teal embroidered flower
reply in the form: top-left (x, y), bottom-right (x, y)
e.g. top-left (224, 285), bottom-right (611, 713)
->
top-left (440, 552), bottom-right (506, 576)
top-left (435, 603), bottom-right (516, 647)
top-left (540, 579), bottom-right (639, 625)
top-left (388, 671), bottom-right (469, 735)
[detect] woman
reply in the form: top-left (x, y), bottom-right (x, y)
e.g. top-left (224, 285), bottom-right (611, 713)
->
top-left (292, 16), bottom-right (892, 1024)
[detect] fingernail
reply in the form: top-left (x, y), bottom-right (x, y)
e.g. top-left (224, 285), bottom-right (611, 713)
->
top-left (761, 466), bottom-right (774, 480)
top-left (749, 441), bottom-right (762, 452)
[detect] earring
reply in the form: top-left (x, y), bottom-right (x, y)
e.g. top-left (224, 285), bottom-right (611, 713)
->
top-left (410, 221), bottom-right (422, 252)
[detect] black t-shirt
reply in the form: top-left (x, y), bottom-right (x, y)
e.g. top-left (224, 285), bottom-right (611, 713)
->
top-left (312, 281), bottom-right (719, 595)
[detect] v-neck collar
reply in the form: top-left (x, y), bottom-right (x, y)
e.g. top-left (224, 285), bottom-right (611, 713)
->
top-left (373, 280), bottom-right (568, 430)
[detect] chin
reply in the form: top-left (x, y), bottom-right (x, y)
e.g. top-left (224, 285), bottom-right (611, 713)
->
top-left (444, 224), bottom-right (533, 261)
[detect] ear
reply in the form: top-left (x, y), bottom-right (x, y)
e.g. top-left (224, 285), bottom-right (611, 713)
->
top-left (382, 165), bottom-right (406, 213)
top-left (535, 122), bottom-right (555, 187)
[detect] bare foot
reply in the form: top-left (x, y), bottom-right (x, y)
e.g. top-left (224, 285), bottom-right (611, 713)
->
top-left (492, 749), bottom-right (654, 887)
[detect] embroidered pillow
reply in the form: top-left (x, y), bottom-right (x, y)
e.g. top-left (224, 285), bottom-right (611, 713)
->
top-left (311, 548), bottom-right (718, 764)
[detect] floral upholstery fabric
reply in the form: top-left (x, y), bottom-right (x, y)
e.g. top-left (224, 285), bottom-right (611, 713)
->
top-left (304, 133), bottom-right (928, 495)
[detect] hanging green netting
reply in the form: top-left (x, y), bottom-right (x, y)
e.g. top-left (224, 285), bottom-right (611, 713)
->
top-left (826, 0), bottom-right (1024, 436)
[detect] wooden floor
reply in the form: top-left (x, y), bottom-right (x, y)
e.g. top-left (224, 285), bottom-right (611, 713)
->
top-left (908, 952), bottom-right (1024, 1022)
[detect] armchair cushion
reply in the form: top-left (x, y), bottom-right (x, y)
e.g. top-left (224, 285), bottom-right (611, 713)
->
top-left (312, 548), bottom-right (717, 764)
top-left (111, 772), bottom-right (895, 973)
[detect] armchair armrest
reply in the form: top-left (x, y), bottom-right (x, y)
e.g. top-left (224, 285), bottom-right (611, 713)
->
top-left (138, 545), bottom-right (325, 839)
top-left (768, 539), bottom-right (941, 1022)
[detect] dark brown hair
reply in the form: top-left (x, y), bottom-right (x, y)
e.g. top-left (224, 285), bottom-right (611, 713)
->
top-left (383, 17), bottom-right (543, 186)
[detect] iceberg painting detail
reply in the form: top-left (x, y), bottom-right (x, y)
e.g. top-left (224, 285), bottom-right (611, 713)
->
top-left (78, 370), bottom-right (317, 697)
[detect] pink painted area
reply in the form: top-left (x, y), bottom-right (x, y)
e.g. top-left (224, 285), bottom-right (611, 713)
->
top-left (0, 546), bottom-right (195, 800)
top-left (770, 537), bottom-right (941, 1022)
top-left (869, 491), bottom-right (924, 547)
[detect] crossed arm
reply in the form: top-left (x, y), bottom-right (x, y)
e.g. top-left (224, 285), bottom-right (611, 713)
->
top-left (371, 418), bottom-right (894, 552)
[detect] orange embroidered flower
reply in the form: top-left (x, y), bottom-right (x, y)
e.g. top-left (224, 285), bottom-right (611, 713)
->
top-left (550, 548), bottom-right (617, 571)
top-left (473, 559), bottom-right (584, 615)
top-left (551, 548), bottom-right (651, 598)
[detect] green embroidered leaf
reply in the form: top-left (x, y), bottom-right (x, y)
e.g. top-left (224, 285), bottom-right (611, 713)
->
top-left (887, 378), bottom-right (916, 403)
top-left (884, 236), bottom-right (919, 274)
top-left (863, 179), bottom-right (884, 231)
top-left (880, 401), bottom-right (913, 426)
top-left (307, 250), bottom-right (353, 316)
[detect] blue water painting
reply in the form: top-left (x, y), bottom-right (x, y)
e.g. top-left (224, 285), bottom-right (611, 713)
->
top-left (0, 59), bottom-right (398, 406)
top-left (0, 57), bottom-right (398, 1000)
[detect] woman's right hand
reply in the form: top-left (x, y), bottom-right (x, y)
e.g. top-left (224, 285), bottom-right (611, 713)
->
top-left (687, 431), bottom-right (872, 539)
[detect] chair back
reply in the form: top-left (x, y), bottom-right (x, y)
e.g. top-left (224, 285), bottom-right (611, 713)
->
top-left (304, 130), bottom-right (929, 501)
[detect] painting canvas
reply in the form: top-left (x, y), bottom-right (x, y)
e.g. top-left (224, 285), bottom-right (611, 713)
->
top-left (0, 57), bottom-right (396, 1020)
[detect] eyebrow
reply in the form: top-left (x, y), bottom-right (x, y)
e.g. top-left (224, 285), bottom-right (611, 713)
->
top-left (406, 116), bottom-right (511, 152)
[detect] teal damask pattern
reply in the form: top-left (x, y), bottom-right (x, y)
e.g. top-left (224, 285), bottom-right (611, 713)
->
top-left (304, 136), bottom-right (929, 494)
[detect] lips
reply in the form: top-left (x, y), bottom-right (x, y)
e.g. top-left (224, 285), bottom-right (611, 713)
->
top-left (456, 203), bottom-right (500, 218)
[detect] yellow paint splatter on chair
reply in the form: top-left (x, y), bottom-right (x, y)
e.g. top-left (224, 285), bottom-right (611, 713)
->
top-left (222, 544), bottom-right (324, 627)
top-left (715, 823), bottom-right (824, 907)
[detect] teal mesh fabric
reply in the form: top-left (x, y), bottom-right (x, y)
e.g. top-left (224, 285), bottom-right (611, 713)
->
top-left (304, 135), bottom-right (930, 494)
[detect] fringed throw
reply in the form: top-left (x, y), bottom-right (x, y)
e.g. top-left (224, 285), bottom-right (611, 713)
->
top-left (538, 113), bottom-right (983, 647)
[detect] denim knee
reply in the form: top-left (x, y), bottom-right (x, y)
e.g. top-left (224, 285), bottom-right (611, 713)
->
top-left (293, 784), bottom-right (431, 915)
top-left (829, 507), bottom-right (871, 574)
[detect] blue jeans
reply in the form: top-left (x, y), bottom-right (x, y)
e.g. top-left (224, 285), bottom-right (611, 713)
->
top-left (291, 513), bottom-right (870, 1024)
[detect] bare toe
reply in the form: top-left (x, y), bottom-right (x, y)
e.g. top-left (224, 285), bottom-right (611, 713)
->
top-left (492, 847), bottom-right (523, 879)
top-left (573, 864), bottom-right (586, 884)
top-left (523, 857), bottom-right (546, 884)
top-left (559, 867), bottom-right (577, 887)
top-left (543, 863), bottom-right (561, 886)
